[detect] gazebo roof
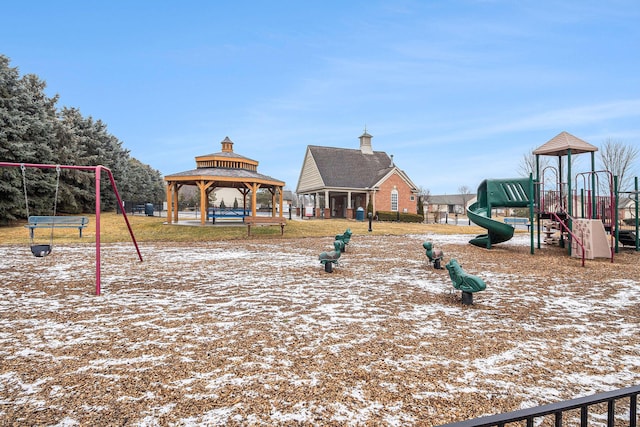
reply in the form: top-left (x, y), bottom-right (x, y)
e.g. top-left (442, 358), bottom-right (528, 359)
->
top-left (533, 131), bottom-right (598, 156)
top-left (165, 167), bottom-right (283, 186)
top-left (164, 136), bottom-right (285, 187)
top-left (198, 151), bottom-right (255, 160)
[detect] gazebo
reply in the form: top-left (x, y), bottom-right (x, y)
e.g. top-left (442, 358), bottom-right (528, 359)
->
top-left (164, 137), bottom-right (286, 225)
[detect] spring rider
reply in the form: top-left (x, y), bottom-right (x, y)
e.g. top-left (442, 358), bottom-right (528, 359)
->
top-left (444, 259), bottom-right (486, 305)
top-left (319, 240), bottom-right (344, 273)
top-left (423, 241), bottom-right (444, 269)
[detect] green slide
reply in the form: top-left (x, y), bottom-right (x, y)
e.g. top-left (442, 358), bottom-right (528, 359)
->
top-left (467, 178), bottom-right (532, 248)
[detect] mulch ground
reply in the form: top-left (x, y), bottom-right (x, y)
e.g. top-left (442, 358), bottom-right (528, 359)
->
top-left (0, 233), bottom-right (638, 426)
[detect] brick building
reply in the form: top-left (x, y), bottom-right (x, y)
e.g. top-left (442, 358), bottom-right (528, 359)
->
top-left (296, 131), bottom-right (418, 219)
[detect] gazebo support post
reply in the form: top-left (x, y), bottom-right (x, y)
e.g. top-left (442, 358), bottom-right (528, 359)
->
top-left (196, 181), bottom-right (215, 225)
top-left (198, 181), bottom-right (207, 225)
top-left (271, 188), bottom-right (276, 217)
top-left (166, 182), bottom-right (173, 224)
top-left (250, 183), bottom-right (261, 217)
top-left (238, 188), bottom-right (250, 216)
top-left (172, 183), bottom-right (181, 223)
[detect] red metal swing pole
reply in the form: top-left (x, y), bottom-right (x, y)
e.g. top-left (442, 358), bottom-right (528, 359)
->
top-left (95, 166), bottom-right (101, 295)
top-left (103, 166), bottom-right (142, 261)
top-left (94, 165), bottom-right (144, 295)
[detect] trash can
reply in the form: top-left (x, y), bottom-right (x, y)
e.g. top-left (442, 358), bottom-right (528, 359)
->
top-left (356, 207), bottom-right (365, 221)
top-left (144, 203), bottom-right (154, 217)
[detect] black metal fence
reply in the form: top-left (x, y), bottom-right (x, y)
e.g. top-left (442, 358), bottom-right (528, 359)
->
top-left (117, 201), bottom-right (161, 216)
top-left (436, 385), bottom-right (639, 427)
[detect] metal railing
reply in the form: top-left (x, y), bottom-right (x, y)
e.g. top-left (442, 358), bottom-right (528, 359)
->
top-left (549, 211), bottom-right (586, 267)
top-left (436, 385), bottom-right (639, 427)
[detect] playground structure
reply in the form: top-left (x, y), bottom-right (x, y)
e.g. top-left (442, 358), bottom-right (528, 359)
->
top-left (467, 132), bottom-right (639, 264)
top-left (0, 161), bottom-right (143, 295)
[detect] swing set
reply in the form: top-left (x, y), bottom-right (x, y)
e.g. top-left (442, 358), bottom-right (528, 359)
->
top-left (1, 161), bottom-right (143, 296)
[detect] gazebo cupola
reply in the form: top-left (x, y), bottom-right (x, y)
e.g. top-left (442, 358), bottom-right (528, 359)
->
top-left (195, 136), bottom-right (259, 172)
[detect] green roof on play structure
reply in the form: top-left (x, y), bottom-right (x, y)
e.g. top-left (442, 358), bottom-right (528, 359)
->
top-left (533, 131), bottom-right (598, 157)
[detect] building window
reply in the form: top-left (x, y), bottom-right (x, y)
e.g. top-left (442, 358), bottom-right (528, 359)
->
top-left (410, 195), bottom-right (415, 201)
top-left (391, 189), bottom-right (398, 211)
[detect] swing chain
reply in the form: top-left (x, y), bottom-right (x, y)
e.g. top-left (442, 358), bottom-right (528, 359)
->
top-left (20, 164), bottom-right (30, 218)
top-left (20, 164), bottom-right (62, 256)
top-left (20, 164), bottom-right (61, 219)
top-left (53, 165), bottom-right (60, 217)
top-left (50, 165), bottom-right (61, 244)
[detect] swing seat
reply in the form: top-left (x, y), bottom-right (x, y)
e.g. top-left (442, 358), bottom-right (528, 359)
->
top-left (31, 244), bottom-right (52, 257)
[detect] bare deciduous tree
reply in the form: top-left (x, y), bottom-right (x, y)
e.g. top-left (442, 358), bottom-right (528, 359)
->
top-left (418, 186), bottom-right (431, 222)
top-left (458, 185), bottom-right (472, 213)
top-left (519, 148), bottom-right (550, 178)
top-left (418, 186), bottom-right (431, 204)
top-left (598, 139), bottom-right (639, 192)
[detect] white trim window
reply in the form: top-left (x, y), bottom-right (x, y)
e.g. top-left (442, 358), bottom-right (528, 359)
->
top-left (391, 189), bottom-right (398, 212)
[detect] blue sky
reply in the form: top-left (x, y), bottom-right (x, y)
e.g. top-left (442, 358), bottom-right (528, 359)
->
top-left (3, 1), bottom-right (639, 194)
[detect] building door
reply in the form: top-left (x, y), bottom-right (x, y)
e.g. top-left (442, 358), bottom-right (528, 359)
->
top-left (331, 195), bottom-right (346, 218)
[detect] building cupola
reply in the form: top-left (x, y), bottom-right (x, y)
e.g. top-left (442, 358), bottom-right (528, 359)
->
top-left (359, 129), bottom-right (373, 154)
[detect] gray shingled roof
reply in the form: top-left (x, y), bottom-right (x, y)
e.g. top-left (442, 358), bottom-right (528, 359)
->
top-left (196, 137), bottom-right (257, 162)
top-left (308, 145), bottom-right (394, 188)
top-left (428, 194), bottom-right (473, 205)
top-left (196, 151), bottom-right (256, 161)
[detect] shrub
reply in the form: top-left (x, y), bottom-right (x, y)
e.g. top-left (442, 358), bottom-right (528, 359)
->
top-left (375, 211), bottom-right (424, 223)
top-left (367, 199), bottom-right (374, 217)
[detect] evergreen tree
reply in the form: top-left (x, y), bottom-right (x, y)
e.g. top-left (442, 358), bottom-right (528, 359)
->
top-left (55, 107), bottom-right (100, 212)
top-left (367, 199), bottom-right (374, 217)
top-left (0, 56), bottom-right (58, 222)
top-left (120, 158), bottom-right (164, 204)
top-left (0, 55), bottom-right (24, 223)
top-left (0, 54), bottom-right (164, 223)
top-left (56, 108), bottom-right (130, 211)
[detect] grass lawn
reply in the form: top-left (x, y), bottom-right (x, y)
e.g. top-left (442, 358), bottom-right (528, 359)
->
top-left (0, 212), bottom-right (487, 245)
